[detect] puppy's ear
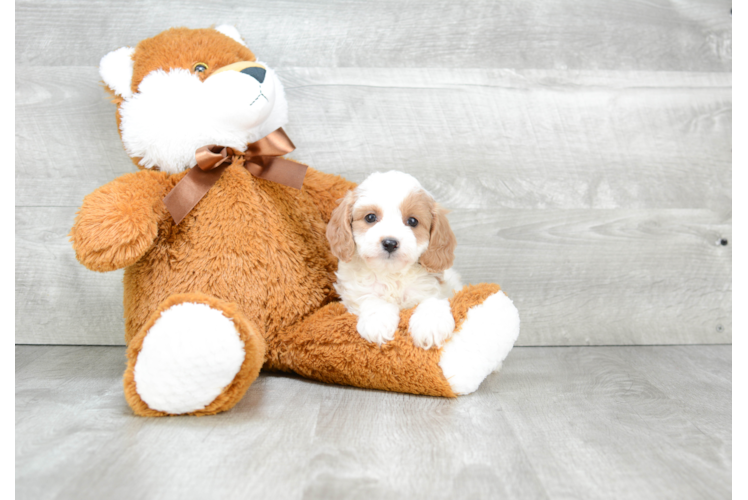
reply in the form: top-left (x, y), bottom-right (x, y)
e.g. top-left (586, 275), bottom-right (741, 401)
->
top-left (420, 204), bottom-right (457, 273)
top-left (326, 191), bottom-right (357, 262)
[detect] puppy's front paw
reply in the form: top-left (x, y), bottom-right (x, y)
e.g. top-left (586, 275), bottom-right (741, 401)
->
top-left (409, 298), bottom-right (456, 349)
top-left (357, 303), bottom-right (400, 346)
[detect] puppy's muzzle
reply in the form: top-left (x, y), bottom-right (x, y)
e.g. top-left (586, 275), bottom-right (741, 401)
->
top-left (382, 238), bottom-right (399, 254)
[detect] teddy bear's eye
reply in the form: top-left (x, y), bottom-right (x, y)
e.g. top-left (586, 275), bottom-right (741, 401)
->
top-left (406, 217), bottom-right (418, 227)
top-left (365, 214), bottom-right (377, 223)
top-left (192, 63), bottom-right (209, 73)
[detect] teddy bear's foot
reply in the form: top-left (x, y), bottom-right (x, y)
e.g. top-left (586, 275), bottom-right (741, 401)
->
top-left (439, 285), bottom-right (520, 395)
top-left (123, 293), bottom-right (266, 416)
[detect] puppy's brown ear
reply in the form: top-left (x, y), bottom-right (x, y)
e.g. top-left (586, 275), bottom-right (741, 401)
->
top-left (326, 191), bottom-right (357, 262)
top-left (420, 204), bottom-right (457, 273)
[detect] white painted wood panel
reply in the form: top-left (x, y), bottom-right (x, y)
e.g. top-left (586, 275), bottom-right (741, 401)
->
top-left (16, 67), bottom-right (731, 210)
top-left (15, 206), bottom-right (730, 345)
top-left (15, 207), bottom-right (125, 345)
top-left (14, 0), bottom-right (732, 346)
top-left (727, 15), bottom-right (748, 344)
top-left (16, 0), bottom-right (732, 71)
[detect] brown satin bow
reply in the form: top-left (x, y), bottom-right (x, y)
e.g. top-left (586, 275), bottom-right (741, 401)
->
top-left (162, 128), bottom-right (308, 224)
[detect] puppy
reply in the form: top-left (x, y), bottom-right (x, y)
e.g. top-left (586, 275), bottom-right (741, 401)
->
top-left (326, 171), bottom-right (462, 349)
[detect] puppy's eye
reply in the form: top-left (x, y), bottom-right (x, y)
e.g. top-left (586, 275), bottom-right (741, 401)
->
top-left (364, 213), bottom-right (377, 223)
top-left (406, 217), bottom-right (419, 227)
top-left (192, 62), bottom-right (209, 73)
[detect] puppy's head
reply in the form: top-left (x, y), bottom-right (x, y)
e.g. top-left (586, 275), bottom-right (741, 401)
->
top-left (327, 171), bottom-right (456, 273)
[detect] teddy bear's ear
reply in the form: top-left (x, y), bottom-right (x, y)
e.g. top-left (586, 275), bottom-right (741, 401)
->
top-left (215, 25), bottom-right (247, 47)
top-left (99, 47), bottom-right (135, 99)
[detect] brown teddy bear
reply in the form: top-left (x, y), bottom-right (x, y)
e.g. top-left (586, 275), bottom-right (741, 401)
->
top-left (69, 25), bottom-right (520, 417)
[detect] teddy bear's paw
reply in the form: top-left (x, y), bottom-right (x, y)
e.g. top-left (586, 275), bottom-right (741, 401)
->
top-left (408, 297), bottom-right (456, 349)
top-left (133, 302), bottom-right (246, 414)
top-left (356, 302), bottom-right (400, 346)
top-left (439, 291), bottom-right (520, 395)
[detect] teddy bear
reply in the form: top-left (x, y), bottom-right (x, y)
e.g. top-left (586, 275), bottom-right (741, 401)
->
top-left (69, 25), bottom-right (520, 417)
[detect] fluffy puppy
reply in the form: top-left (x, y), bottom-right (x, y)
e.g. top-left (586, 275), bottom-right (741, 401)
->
top-left (326, 171), bottom-right (462, 349)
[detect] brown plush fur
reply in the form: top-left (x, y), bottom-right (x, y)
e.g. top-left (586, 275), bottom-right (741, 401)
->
top-left (71, 27), bottom-right (504, 416)
top-left (131, 28), bottom-right (256, 94)
top-left (123, 293), bottom-right (266, 416)
top-left (70, 170), bottom-right (170, 272)
top-left (265, 283), bottom-right (502, 397)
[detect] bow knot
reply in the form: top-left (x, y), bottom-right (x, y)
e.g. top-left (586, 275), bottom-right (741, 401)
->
top-left (195, 145), bottom-right (236, 171)
top-left (163, 128), bottom-right (308, 224)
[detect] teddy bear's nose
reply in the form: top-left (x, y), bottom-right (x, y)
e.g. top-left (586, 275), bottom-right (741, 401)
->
top-left (241, 66), bottom-right (266, 83)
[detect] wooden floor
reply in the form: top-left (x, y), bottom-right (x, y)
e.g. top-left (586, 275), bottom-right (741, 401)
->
top-left (15, 345), bottom-right (731, 500)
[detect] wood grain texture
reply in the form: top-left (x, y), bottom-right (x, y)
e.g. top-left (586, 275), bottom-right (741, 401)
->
top-left (16, 0), bottom-right (732, 71)
top-left (15, 345), bottom-right (732, 500)
top-left (15, 206), bottom-right (730, 346)
top-left (15, 207), bottom-right (125, 345)
top-left (14, 0), bottom-right (732, 346)
top-left (727, 15), bottom-right (748, 344)
top-left (728, 146), bottom-right (748, 343)
top-left (452, 208), bottom-right (732, 346)
top-left (16, 67), bottom-right (731, 210)
top-left (729, 14), bottom-right (748, 73)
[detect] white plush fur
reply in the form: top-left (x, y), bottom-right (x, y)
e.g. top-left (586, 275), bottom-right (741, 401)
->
top-left (99, 46), bottom-right (135, 99)
top-left (99, 25), bottom-right (287, 174)
top-left (333, 171), bottom-right (462, 348)
top-left (119, 64), bottom-right (288, 173)
top-left (215, 25), bottom-right (247, 46)
top-left (439, 291), bottom-right (520, 395)
top-left (133, 302), bottom-right (246, 414)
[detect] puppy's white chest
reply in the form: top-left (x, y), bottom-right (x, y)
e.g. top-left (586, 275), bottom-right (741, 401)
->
top-left (361, 274), bottom-right (419, 308)
top-left (335, 262), bottom-right (444, 314)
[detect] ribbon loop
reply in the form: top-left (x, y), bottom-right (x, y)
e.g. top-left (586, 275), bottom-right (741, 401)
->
top-left (162, 128), bottom-right (308, 224)
top-left (245, 128), bottom-right (295, 157)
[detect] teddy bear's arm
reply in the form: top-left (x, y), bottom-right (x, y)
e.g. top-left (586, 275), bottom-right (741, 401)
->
top-left (70, 170), bottom-right (171, 272)
top-left (302, 168), bottom-right (358, 223)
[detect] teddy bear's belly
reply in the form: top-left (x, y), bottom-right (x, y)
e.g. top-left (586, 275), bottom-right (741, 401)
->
top-left (123, 166), bottom-right (337, 345)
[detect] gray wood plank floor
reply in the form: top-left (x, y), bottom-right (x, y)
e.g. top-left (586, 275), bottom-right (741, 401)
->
top-left (15, 0), bottom-right (732, 346)
top-left (15, 345), bottom-right (731, 500)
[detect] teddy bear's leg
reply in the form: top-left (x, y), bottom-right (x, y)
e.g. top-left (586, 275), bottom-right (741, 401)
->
top-left (264, 284), bottom-right (519, 397)
top-left (438, 284), bottom-right (520, 395)
top-left (123, 293), bottom-right (266, 416)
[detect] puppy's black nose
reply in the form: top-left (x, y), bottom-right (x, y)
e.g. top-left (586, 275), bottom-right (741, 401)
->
top-left (382, 239), bottom-right (399, 253)
top-left (241, 66), bottom-right (266, 83)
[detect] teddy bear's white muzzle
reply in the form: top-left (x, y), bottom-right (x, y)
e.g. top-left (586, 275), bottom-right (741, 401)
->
top-left (119, 63), bottom-right (286, 174)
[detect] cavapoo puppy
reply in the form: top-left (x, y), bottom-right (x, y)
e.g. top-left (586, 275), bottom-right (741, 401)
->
top-left (326, 171), bottom-right (462, 349)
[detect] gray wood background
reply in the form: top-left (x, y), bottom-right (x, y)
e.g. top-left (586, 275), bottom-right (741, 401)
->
top-left (15, 0), bottom-right (732, 346)
top-left (728, 12), bottom-right (748, 344)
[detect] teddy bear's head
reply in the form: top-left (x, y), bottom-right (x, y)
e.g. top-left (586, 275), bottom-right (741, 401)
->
top-left (100, 26), bottom-right (288, 174)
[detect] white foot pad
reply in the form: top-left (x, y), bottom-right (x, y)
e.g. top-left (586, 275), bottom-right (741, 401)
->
top-left (134, 302), bottom-right (246, 414)
top-left (439, 292), bottom-right (520, 395)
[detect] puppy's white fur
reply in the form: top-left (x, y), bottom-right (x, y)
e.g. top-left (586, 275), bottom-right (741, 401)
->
top-left (327, 171), bottom-right (461, 349)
